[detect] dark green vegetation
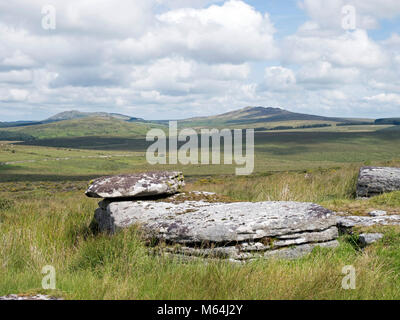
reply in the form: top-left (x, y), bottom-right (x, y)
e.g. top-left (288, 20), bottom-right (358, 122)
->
top-left (1, 106), bottom-right (400, 299)
top-left (255, 123), bottom-right (332, 131)
top-left (0, 121), bottom-right (42, 128)
top-left (0, 131), bottom-right (36, 141)
top-left (375, 118), bottom-right (400, 125)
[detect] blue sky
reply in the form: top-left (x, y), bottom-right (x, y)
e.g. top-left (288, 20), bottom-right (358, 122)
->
top-left (0, 0), bottom-right (400, 121)
top-left (248, 0), bottom-right (308, 37)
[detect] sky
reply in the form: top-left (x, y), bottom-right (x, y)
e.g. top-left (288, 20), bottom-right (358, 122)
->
top-left (0, 0), bottom-right (400, 121)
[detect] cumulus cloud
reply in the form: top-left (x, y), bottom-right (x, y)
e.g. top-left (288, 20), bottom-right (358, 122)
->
top-left (131, 57), bottom-right (250, 94)
top-left (299, 0), bottom-right (400, 30)
top-left (264, 66), bottom-right (297, 91)
top-left (297, 61), bottom-right (360, 86)
top-left (365, 93), bottom-right (400, 105)
top-left (0, 0), bottom-right (399, 120)
top-left (112, 0), bottom-right (277, 64)
top-left (0, 88), bottom-right (29, 102)
top-left (283, 29), bottom-right (388, 69)
top-left (0, 69), bottom-right (32, 84)
top-left (0, 0), bottom-right (155, 37)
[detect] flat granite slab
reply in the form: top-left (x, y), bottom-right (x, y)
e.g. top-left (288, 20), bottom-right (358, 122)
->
top-left (86, 171), bottom-right (184, 199)
top-left (93, 200), bottom-right (339, 261)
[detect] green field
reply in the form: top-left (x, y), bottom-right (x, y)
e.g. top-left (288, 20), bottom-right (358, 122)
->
top-left (1, 124), bottom-right (400, 299)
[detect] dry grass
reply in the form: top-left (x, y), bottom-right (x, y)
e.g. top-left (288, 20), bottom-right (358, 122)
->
top-left (1, 166), bottom-right (400, 299)
top-left (187, 166), bottom-right (358, 203)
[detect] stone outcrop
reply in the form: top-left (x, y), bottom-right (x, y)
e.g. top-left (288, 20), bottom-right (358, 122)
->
top-left (359, 233), bottom-right (383, 247)
top-left (337, 215), bottom-right (400, 230)
top-left (357, 167), bottom-right (400, 197)
top-left (85, 171), bottom-right (400, 261)
top-left (368, 210), bottom-right (387, 217)
top-left (85, 171), bottom-right (184, 199)
top-left (92, 191), bottom-right (339, 262)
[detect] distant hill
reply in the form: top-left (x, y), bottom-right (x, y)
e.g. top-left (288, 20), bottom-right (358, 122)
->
top-left (45, 110), bottom-right (143, 122)
top-left (180, 106), bottom-right (372, 128)
top-left (1, 116), bottom-right (164, 140)
top-left (0, 110), bottom-right (145, 129)
top-left (0, 106), bottom-right (380, 140)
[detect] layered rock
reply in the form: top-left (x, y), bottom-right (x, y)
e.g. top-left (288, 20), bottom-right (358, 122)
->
top-left (357, 167), bottom-right (400, 198)
top-left (93, 199), bottom-right (339, 262)
top-left (337, 214), bottom-right (400, 229)
top-left (86, 171), bottom-right (184, 199)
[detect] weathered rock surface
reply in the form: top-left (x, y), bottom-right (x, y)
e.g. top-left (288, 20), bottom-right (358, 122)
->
top-left (357, 167), bottom-right (400, 197)
top-left (94, 199), bottom-right (339, 261)
top-left (359, 233), bottom-right (383, 247)
top-left (337, 215), bottom-right (400, 229)
top-left (368, 210), bottom-right (387, 217)
top-left (163, 239), bottom-right (339, 262)
top-left (85, 171), bottom-right (184, 199)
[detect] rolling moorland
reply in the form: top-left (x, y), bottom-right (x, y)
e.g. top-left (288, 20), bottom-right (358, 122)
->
top-left (1, 106), bottom-right (400, 299)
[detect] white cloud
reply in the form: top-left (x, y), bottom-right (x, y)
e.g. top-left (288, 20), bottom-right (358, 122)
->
top-left (130, 57), bottom-right (250, 95)
top-left (299, 0), bottom-right (400, 30)
top-left (264, 66), bottom-right (296, 91)
top-left (0, 88), bottom-right (29, 101)
top-left (1, 49), bottom-right (36, 69)
top-left (297, 61), bottom-right (359, 86)
top-left (113, 0), bottom-right (277, 64)
top-left (0, 0), bottom-right (155, 37)
top-left (0, 69), bottom-right (32, 84)
top-left (0, 0), bottom-right (399, 120)
top-left (365, 93), bottom-right (400, 105)
top-left (284, 29), bottom-right (388, 69)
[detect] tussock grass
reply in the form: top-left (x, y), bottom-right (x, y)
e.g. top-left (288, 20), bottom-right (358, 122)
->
top-left (188, 166), bottom-right (359, 203)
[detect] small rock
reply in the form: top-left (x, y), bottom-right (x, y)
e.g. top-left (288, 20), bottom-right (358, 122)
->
top-left (0, 294), bottom-right (62, 300)
top-left (357, 166), bottom-right (400, 197)
top-left (368, 210), bottom-right (387, 217)
top-left (85, 171), bottom-right (184, 199)
top-left (359, 233), bottom-right (383, 247)
top-left (337, 215), bottom-right (400, 228)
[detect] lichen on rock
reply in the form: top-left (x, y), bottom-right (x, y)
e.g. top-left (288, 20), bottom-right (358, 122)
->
top-left (85, 171), bottom-right (185, 199)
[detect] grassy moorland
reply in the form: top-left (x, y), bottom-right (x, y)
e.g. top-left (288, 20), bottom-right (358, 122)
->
top-left (0, 125), bottom-right (400, 299)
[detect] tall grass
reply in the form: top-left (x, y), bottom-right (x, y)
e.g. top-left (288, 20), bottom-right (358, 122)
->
top-left (187, 166), bottom-right (359, 203)
top-left (1, 167), bottom-right (400, 299)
